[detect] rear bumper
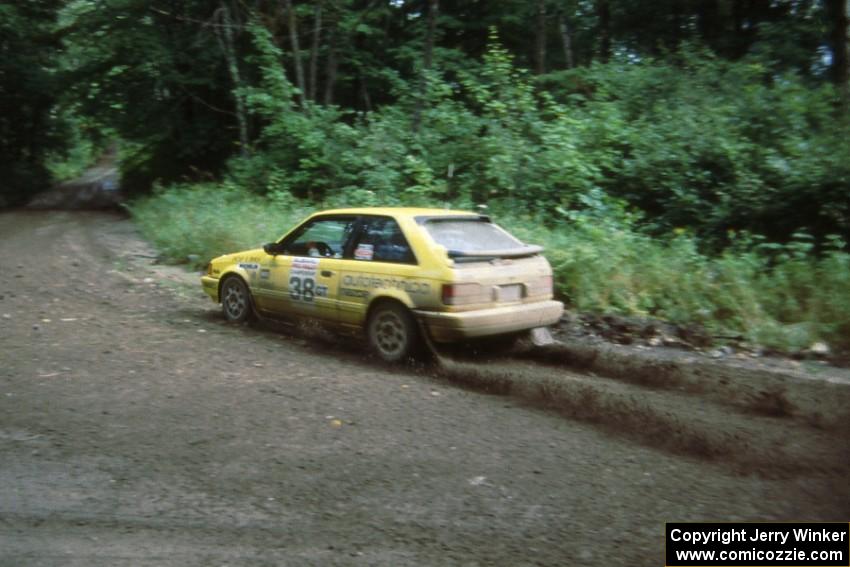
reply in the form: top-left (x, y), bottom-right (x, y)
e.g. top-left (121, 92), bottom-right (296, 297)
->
top-left (413, 300), bottom-right (564, 342)
top-left (201, 276), bottom-right (219, 302)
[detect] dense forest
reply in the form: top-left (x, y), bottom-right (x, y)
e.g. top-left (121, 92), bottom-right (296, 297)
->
top-left (2, 0), bottom-right (850, 351)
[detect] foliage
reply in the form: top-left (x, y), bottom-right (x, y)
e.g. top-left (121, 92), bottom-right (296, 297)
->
top-left (564, 48), bottom-right (850, 244)
top-left (222, 30), bottom-right (850, 246)
top-left (0, 1), bottom-right (66, 206)
top-left (44, 107), bottom-right (111, 181)
top-left (56, 0), bottom-right (253, 194)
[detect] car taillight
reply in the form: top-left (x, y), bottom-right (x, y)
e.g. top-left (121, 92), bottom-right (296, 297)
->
top-left (441, 283), bottom-right (482, 305)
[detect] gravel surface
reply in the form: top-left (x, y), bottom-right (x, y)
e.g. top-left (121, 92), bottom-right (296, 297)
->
top-left (1, 211), bottom-right (848, 566)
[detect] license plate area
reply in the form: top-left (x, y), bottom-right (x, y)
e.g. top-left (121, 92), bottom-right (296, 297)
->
top-left (497, 284), bottom-right (523, 302)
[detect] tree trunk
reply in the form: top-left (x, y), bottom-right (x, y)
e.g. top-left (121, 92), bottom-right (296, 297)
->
top-left (323, 20), bottom-right (338, 105)
top-left (423, 0), bottom-right (438, 71)
top-left (597, 0), bottom-right (611, 62)
top-left (826, 0), bottom-right (849, 106)
top-left (534, 0), bottom-right (547, 74)
top-left (359, 74), bottom-right (373, 112)
top-left (413, 0), bottom-right (438, 131)
top-left (670, 0), bottom-right (682, 51)
top-left (282, 0), bottom-right (307, 108)
top-left (308, 1), bottom-right (322, 102)
top-left (559, 13), bottom-right (574, 69)
top-left (214, 2), bottom-right (249, 157)
top-left (696, 0), bottom-right (720, 48)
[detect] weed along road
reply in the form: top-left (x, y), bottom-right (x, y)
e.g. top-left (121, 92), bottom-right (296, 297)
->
top-left (1, 211), bottom-right (849, 566)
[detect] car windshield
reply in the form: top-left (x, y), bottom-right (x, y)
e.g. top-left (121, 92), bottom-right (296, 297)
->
top-left (423, 218), bottom-right (525, 253)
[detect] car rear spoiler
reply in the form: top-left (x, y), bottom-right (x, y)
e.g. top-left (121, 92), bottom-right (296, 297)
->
top-left (446, 245), bottom-right (544, 260)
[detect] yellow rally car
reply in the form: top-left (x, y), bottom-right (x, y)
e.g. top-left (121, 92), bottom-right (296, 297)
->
top-left (201, 208), bottom-right (563, 362)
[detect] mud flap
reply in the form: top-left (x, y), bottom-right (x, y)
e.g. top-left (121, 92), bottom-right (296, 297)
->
top-left (529, 326), bottom-right (556, 346)
top-left (415, 318), bottom-right (442, 362)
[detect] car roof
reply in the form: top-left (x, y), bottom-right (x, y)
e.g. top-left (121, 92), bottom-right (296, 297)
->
top-left (311, 207), bottom-right (479, 219)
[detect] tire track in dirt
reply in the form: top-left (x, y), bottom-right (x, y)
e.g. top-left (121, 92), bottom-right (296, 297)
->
top-left (241, 321), bottom-right (850, 480)
top-left (427, 348), bottom-right (850, 479)
top-left (515, 342), bottom-right (850, 427)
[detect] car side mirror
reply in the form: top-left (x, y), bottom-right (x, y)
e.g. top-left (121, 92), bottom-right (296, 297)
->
top-left (263, 242), bottom-right (280, 256)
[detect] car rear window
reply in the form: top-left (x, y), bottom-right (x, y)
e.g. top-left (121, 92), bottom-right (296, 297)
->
top-left (423, 218), bottom-right (524, 253)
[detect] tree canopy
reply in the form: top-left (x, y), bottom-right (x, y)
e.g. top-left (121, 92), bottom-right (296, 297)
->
top-left (0, 1), bottom-right (66, 206)
top-left (1, 0), bottom-right (848, 244)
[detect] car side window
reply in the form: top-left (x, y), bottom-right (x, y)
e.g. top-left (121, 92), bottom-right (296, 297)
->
top-left (352, 217), bottom-right (416, 264)
top-left (282, 218), bottom-right (356, 258)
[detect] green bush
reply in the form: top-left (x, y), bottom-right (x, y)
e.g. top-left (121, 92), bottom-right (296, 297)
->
top-left (231, 28), bottom-right (849, 246)
top-left (129, 182), bottom-right (313, 268)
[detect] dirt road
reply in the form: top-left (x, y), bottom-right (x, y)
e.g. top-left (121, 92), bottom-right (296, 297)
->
top-left (1, 211), bottom-right (848, 566)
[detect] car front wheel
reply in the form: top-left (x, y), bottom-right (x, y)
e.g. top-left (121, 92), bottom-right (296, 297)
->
top-left (367, 302), bottom-right (420, 363)
top-left (221, 276), bottom-right (254, 323)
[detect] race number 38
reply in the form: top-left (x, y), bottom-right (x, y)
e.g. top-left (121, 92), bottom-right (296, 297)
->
top-left (289, 257), bottom-right (320, 303)
top-left (289, 275), bottom-right (315, 302)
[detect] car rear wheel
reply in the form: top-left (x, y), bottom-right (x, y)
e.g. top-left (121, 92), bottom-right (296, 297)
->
top-left (221, 276), bottom-right (254, 323)
top-left (367, 302), bottom-right (420, 363)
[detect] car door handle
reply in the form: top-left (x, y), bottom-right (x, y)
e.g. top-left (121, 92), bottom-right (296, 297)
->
top-left (321, 270), bottom-right (334, 277)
